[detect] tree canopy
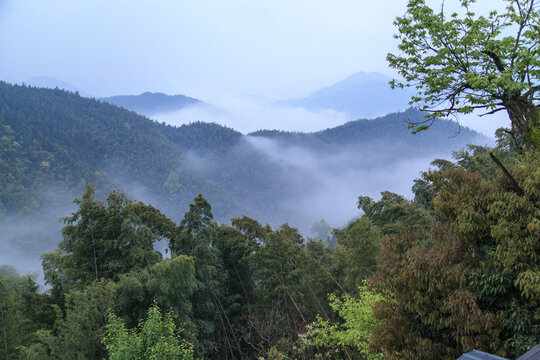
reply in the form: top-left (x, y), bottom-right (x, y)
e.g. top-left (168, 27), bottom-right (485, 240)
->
top-left (388, 0), bottom-right (540, 150)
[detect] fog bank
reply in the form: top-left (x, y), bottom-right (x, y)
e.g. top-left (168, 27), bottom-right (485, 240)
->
top-left (152, 96), bottom-right (352, 134)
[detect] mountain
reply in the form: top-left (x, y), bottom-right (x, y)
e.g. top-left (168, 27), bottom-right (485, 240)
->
top-left (277, 71), bottom-right (415, 119)
top-left (251, 107), bottom-right (472, 149)
top-left (0, 82), bottom-right (244, 220)
top-left (0, 82), bottom-right (488, 258)
top-left (101, 92), bottom-right (202, 116)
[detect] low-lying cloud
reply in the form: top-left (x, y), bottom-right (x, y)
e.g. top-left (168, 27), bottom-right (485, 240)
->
top-left (0, 186), bottom-right (77, 284)
top-left (152, 96), bottom-right (352, 134)
top-left (151, 98), bottom-right (485, 233)
top-left (243, 136), bottom-right (446, 232)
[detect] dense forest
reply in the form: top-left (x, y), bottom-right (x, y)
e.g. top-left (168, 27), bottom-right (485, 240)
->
top-left (1, 134), bottom-right (538, 359)
top-left (0, 84), bottom-right (538, 359)
top-left (0, 81), bottom-right (484, 261)
top-left (2, 0), bottom-right (539, 358)
top-left (1, 87), bottom-right (538, 360)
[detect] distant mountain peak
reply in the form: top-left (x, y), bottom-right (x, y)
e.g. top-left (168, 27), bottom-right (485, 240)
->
top-left (101, 92), bottom-right (202, 116)
top-left (277, 71), bottom-right (414, 119)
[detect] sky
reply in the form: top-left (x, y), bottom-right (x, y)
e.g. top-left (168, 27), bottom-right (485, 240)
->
top-left (0, 0), bottom-right (510, 135)
top-left (0, 0), bottom-right (407, 99)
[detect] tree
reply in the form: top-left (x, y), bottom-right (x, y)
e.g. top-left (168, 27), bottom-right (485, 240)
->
top-left (102, 304), bottom-right (193, 360)
top-left (370, 149), bottom-right (540, 359)
top-left (42, 185), bottom-right (173, 296)
top-left (114, 254), bottom-right (197, 331)
top-left (170, 194), bottom-right (224, 358)
top-left (310, 219), bottom-right (332, 243)
top-left (0, 266), bottom-right (54, 360)
top-left (387, 0), bottom-right (540, 150)
top-left (304, 284), bottom-right (384, 360)
top-left (333, 217), bottom-right (381, 291)
top-left (24, 280), bottom-right (119, 360)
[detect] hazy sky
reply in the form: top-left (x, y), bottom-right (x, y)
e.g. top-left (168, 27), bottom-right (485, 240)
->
top-left (0, 1), bottom-right (505, 99)
top-left (0, 0), bottom-right (510, 136)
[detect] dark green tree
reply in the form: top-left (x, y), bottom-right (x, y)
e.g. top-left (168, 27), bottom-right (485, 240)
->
top-left (0, 266), bottom-right (54, 360)
top-left (170, 194), bottom-right (224, 358)
top-left (42, 185), bottom-right (173, 298)
top-left (333, 217), bottom-right (381, 291)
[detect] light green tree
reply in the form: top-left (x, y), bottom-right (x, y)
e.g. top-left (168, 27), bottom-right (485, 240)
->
top-left (102, 304), bottom-right (193, 360)
top-left (304, 284), bottom-right (384, 360)
top-left (388, 0), bottom-right (540, 150)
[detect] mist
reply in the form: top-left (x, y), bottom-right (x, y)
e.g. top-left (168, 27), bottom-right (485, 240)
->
top-left (0, 185), bottom-right (77, 284)
top-left (179, 131), bottom-right (479, 236)
top-left (243, 136), bottom-right (451, 231)
top-left (152, 96), bottom-right (353, 134)
top-left (0, 93), bottom-right (490, 281)
top-left (148, 98), bottom-right (491, 234)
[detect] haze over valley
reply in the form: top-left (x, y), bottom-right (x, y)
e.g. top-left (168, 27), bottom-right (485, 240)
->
top-left (0, 79), bottom-right (488, 278)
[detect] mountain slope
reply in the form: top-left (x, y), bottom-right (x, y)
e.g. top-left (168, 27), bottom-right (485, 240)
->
top-left (251, 107), bottom-right (480, 151)
top-left (101, 92), bottom-right (202, 116)
top-left (0, 82), bottom-right (243, 220)
top-left (278, 71), bottom-right (415, 119)
top-left (0, 82), bottom-right (489, 244)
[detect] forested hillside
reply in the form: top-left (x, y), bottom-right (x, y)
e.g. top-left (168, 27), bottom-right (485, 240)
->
top-left (250, 107), bottom-right (474, 155)
top-left (0, 82), bottom-right (242, 219)
top-left (0, 81), bottom-right (489, 294)
top-left (0, 82), bottom-right (485, 223)
top-left (101, 92), bottom-right (202, 116)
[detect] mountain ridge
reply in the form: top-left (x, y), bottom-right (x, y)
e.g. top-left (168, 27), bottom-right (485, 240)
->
top-left (277, 71), bottom-right (416, 119)
top-left (0, 82), bottom-right (488, 255)
top-left (101, 92), bottom-right (202, 116)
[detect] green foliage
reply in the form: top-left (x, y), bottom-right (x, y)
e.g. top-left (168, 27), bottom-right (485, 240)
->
top-left (42, 185), bottom-right (172, 296)
top-left (8, 140), bottom-right (537, 360)
top-left (388, 0), bottom-right (540, 150)
top-left (18, 280), bottom-right (120, 360)
top-left (334, 217), bottom-right (381, 291)
top-left (0, 266), bottom-right (54, 360)
top-left (358, 191), bottom-right (434, 235)
top-left (170, 194), bottom-right (224, 358)
top-left (304, 284), bottom-right (384, 359)
top-left (102, 304), bottom-right (193, 360)
top-left (0, 82), bottom-right (245, 223)
top-left (114, 254), bottom-right (197, 331)
top-left (370, 148), bottom-right (540, 359)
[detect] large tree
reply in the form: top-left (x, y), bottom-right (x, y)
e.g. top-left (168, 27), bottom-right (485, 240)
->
top-left (170, 194), bottom-right (224, 358)
top-left (387, 0), bottom-right (540, 150)
top-left (369, 148), bottom-right (540, 359)
top-left (42, 185), bottom-right (174, 298)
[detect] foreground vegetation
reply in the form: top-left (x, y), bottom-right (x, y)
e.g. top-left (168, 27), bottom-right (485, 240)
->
top-left (1, 133), bottom-right (538, 359)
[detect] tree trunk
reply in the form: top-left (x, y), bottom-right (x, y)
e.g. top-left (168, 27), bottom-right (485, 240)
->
top-left (504, 91), bottom-right (540, 151)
